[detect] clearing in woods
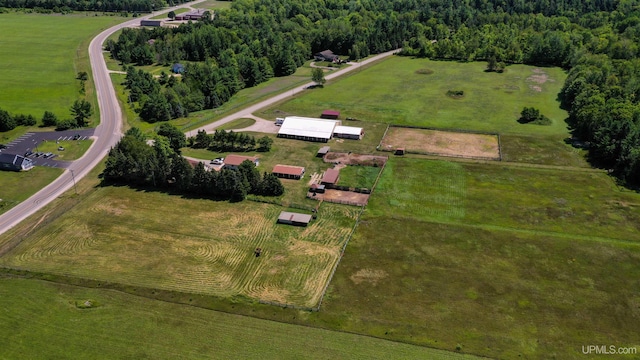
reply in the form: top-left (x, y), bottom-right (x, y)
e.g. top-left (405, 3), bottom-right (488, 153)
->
top-left (381, 127), bottom-right (500, 160)
top-left (0, 186), bottom-right (358, 308)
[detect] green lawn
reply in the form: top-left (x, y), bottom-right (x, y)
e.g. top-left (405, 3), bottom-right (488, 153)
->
top-left (217, 117), bottom-right (256, 130)
top-left (0, 12), bottom-right (124, 122)
top-left (0, 167), bottom-right (64, 215)
top-left (0, 277), bottom-right (480, 360)
top-left (36, 139), bottom-right (93, 161)
top-left (337, 165), bottom-right (381, 189)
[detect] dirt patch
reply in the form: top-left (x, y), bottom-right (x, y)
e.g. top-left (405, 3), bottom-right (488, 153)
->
top-left (309, 189), bottom-right (369, 206)
top-left (527, 68), bottom-right (555, 92)
top-left (350, 268), bottom-right (388, 285)
top-left (324, 152), bottom-right (387, 166)
top-left (381, 127), bottom-right (500, 160)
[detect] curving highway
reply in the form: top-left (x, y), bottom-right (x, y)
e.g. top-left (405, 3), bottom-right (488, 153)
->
top-left (0, 5), bottom-right (397, 236)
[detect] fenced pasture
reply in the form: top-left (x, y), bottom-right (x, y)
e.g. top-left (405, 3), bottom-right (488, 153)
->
top-left (369, 158), bottom-right (640, 242)
top-left (324, 217), bottom-right (640, 359)
top-left (0, 187), bottom-right (359, 308)
top-left (380, 126), bottom-right (500, 160)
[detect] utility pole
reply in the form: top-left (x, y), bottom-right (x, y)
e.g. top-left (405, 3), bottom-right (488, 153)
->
top-left (70, 169), bottom-right (78, 195)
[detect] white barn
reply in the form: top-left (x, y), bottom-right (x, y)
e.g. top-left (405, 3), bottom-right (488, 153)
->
top-left (333, 125), bottom-right (364, 140)
top-left (277, 116), bottom-right (341, 142)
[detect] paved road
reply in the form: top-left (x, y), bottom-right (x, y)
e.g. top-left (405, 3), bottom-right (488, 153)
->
top-left (0, 3), bottom-right (204, 236)
top-left (194, 49), bottom-right (399, 134)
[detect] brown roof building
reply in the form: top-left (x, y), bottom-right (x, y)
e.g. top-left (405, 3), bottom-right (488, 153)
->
top-left (321, 168), bottom-right (340, 185)
top-left (272, 164), bottom-right (305, 180)
top-left (223, 154), bottom-right (259, 170)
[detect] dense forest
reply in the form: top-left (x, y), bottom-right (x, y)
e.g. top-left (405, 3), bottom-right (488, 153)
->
top-left (103, 125), bottom-right (284, 201)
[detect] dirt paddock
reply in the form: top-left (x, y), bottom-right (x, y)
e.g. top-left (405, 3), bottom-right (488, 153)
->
top-left (380, 127), bottom-right (500, 160)
top-left (323, 152), bottom-right (388, 166)
top-left (308, 189), bottom-right (369, 206)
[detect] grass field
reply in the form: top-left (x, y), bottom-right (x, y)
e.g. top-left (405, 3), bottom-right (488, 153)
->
top-left (259, 57), bottom-right (569, 136)
top-left (309, 156), bottom-right (640, 358)
top-left (0, 12), bottom-right (124, 122)
top-left (0, 167), bottom-right (64, 215)
top-left (0, 277), bottom-right (481, 360)
top-left (337, 165), bottom-right (381, 189)
top-left (368, 158), bottom-right (640, 242)
top-left (36, 138), bottom-right (93, 161)
top-left (217, 118), bottom-right (256, 130)
top-left (0, 186), bottom-right (358, 308)
top-left (322, 217), bottom-right (640, 359)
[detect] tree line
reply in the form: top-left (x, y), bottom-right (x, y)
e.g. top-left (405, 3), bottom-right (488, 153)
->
top-left (103, 125), bottom-right (284, 201)
top-left (189, 129), bottom-right (273, 152)
top-left (0, 99), bottom-right (92, 133)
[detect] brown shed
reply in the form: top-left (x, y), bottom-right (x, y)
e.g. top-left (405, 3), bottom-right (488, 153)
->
top-left (272, 164), bottom-right (305, 180)
top-left (321, 168), bottom-right (340, 185)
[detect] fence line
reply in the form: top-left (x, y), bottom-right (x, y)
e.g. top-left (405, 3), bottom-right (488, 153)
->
top-left (388, 123), bottom-right (500, 136)
top-left (315, 159), bottom-right (387, 310)
top-left (377, 147), bottom-right (501, 161)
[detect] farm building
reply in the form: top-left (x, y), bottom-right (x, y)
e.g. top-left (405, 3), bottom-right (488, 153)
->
top-left (277, 116), bottom-right (341, 142)
top-left (333, 126), bottom-right (364, 140)
top-left (140, 19), bottom-right (164, 27)
top-left (314, 50), bottom-right (339, 62)
top-left (174, 9), bottom-right (211, 21)
top-left (310, 183), bottom-right (326, 193)
top-left (0, 153), bottom-right (34, 171)
top-left (223, 154), bottom-right (259, 170)
top-left (321, 110), bottom-right (340, 119)
top-left (272, 165), bottom-right (305, 180)
top-left (321, 168), bottom-right (340, 185)
top-left (317, 146), bottom-right (330, 157)
top-left (277, 211), bottom-right (312, 226)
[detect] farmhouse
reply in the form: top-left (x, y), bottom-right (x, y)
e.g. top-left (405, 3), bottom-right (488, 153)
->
top-left (321, 168), bottom-right (340, 185)
top-left (314, 50), bottom-right (339, 62)
top-left (333, 125), bottom-right (364, 140)
top-left (0, 153), bottom-right (34, 171)
top-left (223, 154), bottom-right (259, 170)
top-left (317, 146), bottom-right (330, 158)
top-left (277, 116), bottom-right (341, 142)
top-left (277, 211), bottom-right (312, 227)
top-left (321, 110), bottom-right (340, 119)
top-left (272, 165), bottom-right (305, 180)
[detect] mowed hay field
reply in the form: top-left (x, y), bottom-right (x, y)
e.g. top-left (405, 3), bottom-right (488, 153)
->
top-left (0, 186), bottom-right (358, 307)
top-left (0, 278), bottom-right (482, 360)
top-left (318, 157), bottom-right (640, 359)
top-left (0, 13), bottom-right (124, 118)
